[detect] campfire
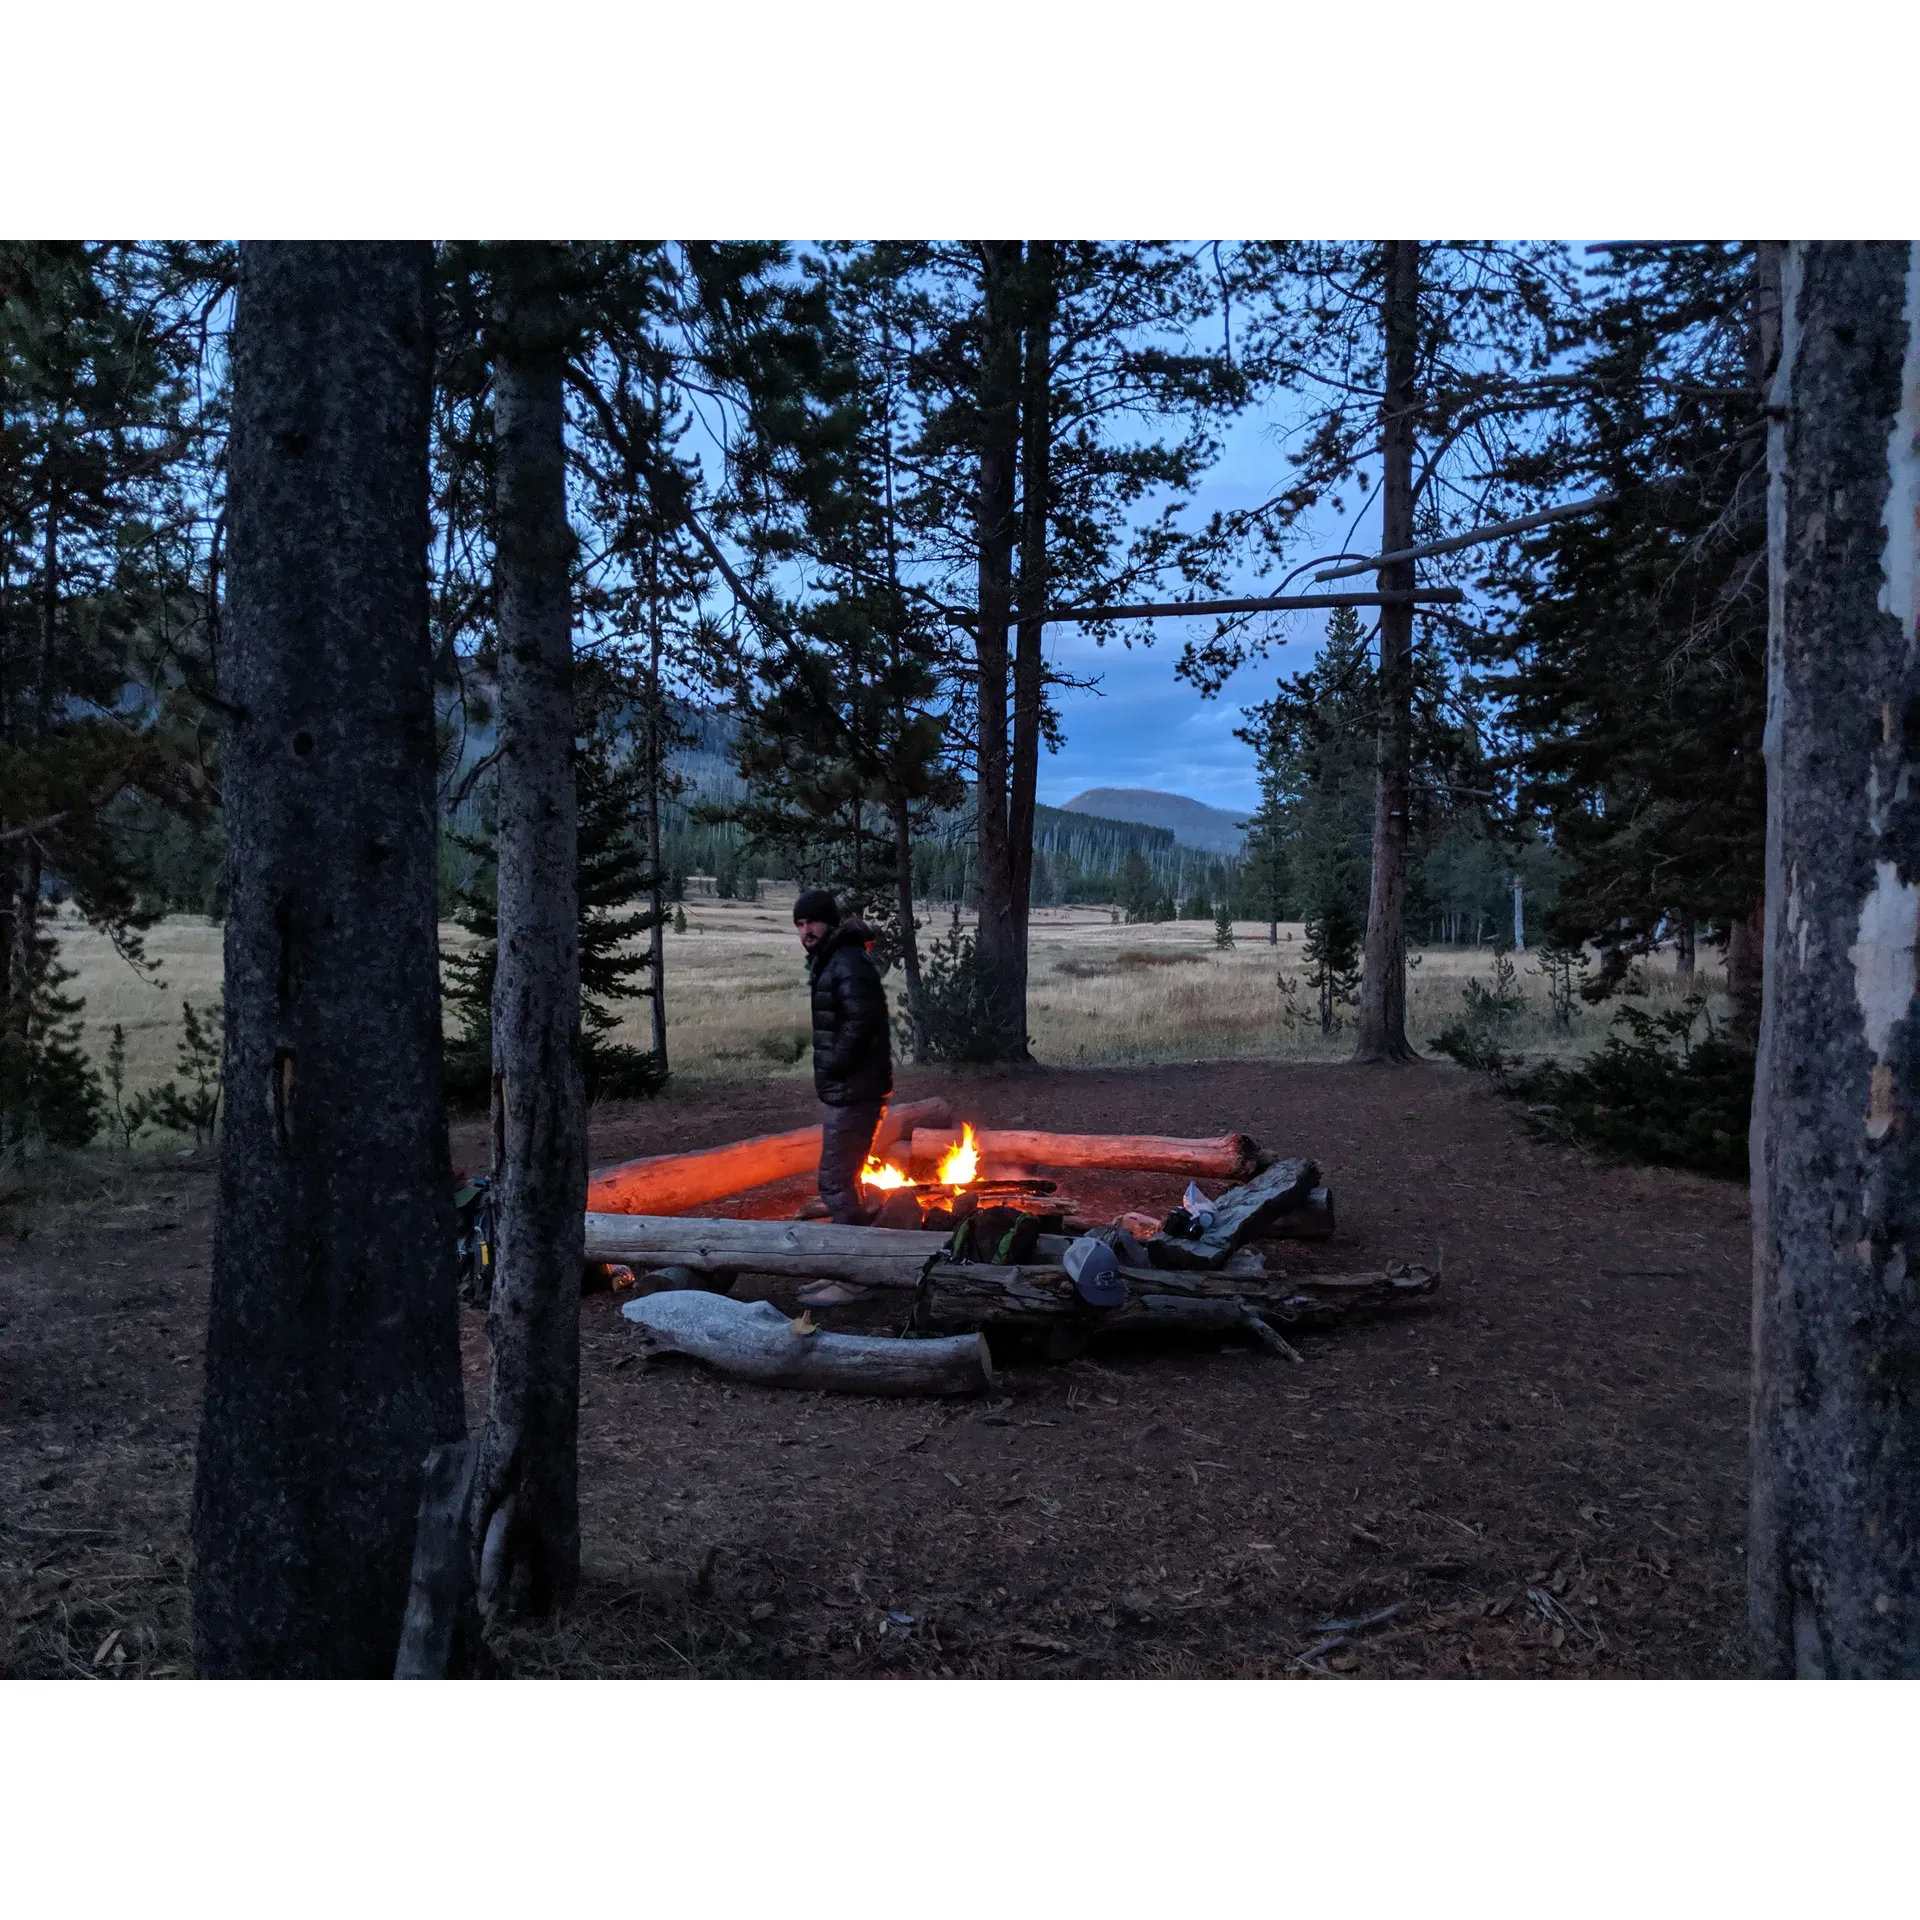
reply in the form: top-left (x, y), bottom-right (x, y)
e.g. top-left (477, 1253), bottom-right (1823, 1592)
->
top-left (861, 1122), bottom-right (979, 1196)
top-left (858, 1121), bottom-right (1059, 1231)
top-left (594, 1110), bottom-right (1439, 1399)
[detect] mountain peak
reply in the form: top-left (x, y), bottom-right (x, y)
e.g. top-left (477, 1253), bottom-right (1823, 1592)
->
top-left (1060, 787), bottom-right (1247, 855)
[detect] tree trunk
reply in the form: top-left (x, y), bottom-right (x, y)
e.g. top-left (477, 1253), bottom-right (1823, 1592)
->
top-left (971, 241), bottom-right (1025, 1052)
top-left (1725, 900), bottom-right (1765, 1038)
top-left (1354, 240), bottom-right (1421, 1063)
top-left (1750, 240), bottom-right (1920, 1678)
top-left (1008, 241), bottom-right (1055, 1050)
top-left (892, 791), bottom-right (927, 1060)
top-left (191, 242), bottom-right (463, 1677)
top-left (470, 244), bottom-right (586, 1621)
top-left (645, 572), bottom-right (669, 1074)
top-left (1, 487), bottom-right (60, 1170)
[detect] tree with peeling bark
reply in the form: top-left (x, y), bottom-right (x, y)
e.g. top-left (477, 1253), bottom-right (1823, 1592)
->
top-left (467, 240), bottom-right (588, 1622)
top-left (192, 242), bottom-right (465, 1677)
top-left (1185, 242), bottom-right (1578, 1063)
top-left (1750, 240), bottom-right (1920, 1679)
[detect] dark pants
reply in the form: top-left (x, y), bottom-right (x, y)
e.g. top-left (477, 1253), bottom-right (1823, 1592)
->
top-left (819, 1099), bottom-right (886, 1224)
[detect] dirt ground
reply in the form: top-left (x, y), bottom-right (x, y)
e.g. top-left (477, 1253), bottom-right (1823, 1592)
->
top-left (0, 1057), bottom-right (1752, 1679)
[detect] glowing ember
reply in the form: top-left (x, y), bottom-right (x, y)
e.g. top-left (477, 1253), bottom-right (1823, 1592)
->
top-left (936, 1122), bottom-right (980, 1188)
top-left (860, 1157), bottom-right (911, 1192)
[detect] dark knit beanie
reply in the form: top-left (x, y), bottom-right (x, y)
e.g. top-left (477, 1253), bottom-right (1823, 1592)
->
top-left (793, 889), bottom-right (841, 925)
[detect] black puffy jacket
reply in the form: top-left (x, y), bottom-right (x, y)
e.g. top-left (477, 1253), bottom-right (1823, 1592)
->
top-left (807, 921), bottom-right (894, 1107)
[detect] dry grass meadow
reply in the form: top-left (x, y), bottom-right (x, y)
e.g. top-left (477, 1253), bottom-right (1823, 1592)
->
top-left (46, 891), bottom-right (1724, 1115)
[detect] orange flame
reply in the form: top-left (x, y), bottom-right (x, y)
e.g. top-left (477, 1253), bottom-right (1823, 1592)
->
top-left (935, 1122), bottom-right (980, 1188)
top-left (860, 1157), bottom-right (911, 1192)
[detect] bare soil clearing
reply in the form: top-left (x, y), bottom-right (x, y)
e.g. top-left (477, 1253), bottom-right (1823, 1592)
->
top-left (0, 1059), bottom-right (1750, 1679)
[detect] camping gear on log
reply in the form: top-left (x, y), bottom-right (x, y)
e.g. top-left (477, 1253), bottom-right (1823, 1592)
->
top-left (1062, 1236), bottom-right (1126, 1307)
top-left (586, 1095), bottom-right (953, 1214)
top-left (907, 1127), bottom-right (1262, 1182)
top-left (1146, 1157), bottom-right (1317, 1270)
top-left (620, 1291), bottom-right (993, 1396)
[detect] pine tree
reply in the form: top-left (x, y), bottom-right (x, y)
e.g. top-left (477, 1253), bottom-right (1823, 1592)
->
top-left (1, 242), bottom-right (225, 1165)
top-left (443, 692), bottom-right (668, 1106)
top-left (1481, 243), bottom-right (1769, 1003)
top-left (1191, 242), bottom-right (1580, 1060)
top-left (1301, 896), bottom-right (1362, 1034)
top-left (192, 242), bottom-right (464, 1678)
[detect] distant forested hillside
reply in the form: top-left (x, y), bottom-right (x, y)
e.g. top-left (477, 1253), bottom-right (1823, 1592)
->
top-left (1062, 786), bottom-right (1248, 855)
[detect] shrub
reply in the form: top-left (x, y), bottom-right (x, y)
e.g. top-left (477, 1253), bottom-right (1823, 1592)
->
top-left (1302, 901), bottom-right (1362, 1034)
top-left (1431, 952), bottom-right (1525, 1076)
top-left (1519, 995), bottom-right (1751, 1178)
top-left (900, 907), bottom-right (1021, 1063)
top-left (138, 999), bottom-right (224, 1147)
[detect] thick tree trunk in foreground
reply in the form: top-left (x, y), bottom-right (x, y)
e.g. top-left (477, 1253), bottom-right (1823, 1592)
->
top-left (1750, 240), bottom-right (1920, 1677)
top-left (192, 242), bottom-right (463, 1677)
top-left (972, 241), bottom-right (1025, 1053)
top-left (471, 246), bottom-right (586, 1620)
top-left (1355, 239), bottom-right (1420, 1063)
top-left (1008, 241), bottom-right (1055, 1050)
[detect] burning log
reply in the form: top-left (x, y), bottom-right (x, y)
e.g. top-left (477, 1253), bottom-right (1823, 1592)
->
top-left (586, 1096), bottom-right (953, 1214)
top-left (620, 1292), bottom-right (993, 1396)
top-left (907, 1127), bottom-right (1262, 1181)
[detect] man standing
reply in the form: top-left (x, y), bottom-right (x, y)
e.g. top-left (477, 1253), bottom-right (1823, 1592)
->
top-left (794, 890), bottom-right (893, 1225)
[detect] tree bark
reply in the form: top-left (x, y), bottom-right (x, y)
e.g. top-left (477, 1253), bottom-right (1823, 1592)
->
top-left (1354, 240), bottom-right (1421, 1063)
top-left (971, 241), bottom-right (1025, 1052)
top-left (1750, 241), bottom-right (1920, 1678)
top-left (471, 244), bottom-right (586, 1621)
top-left (1008, 241), bottom-right (1055, 1048)
top-left (892, 791), bottom-right (926, 1060)
top-left (191, 242), bottom-right (463, 1677)
top-left (645, 563), bottom-right (669, 1074)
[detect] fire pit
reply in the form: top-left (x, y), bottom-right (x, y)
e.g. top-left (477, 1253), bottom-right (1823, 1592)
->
top-left (860, 1123), bottom-right (1064, 1231)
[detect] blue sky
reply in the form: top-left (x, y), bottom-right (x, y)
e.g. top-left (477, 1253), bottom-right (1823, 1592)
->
top-left (1036, 406), bottom-right (1381, 816)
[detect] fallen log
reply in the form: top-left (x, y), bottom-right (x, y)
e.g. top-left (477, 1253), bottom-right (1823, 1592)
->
top-left (587, 1095), bottom-right (953, 1214)
top-left (913, 1258), bottom-right (1436, 1341)
top-left (908, 1126), bottom-right (1260, 1181)
top-left (584, 1212), bottom-right (948, 1289)
top-left (1261, 1186), bottom-right (1336, 1241)
top-left (1146, 1157), bottom-right (1318, 1270)
top-left (620, 1291), bottom-right (993, 1396)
